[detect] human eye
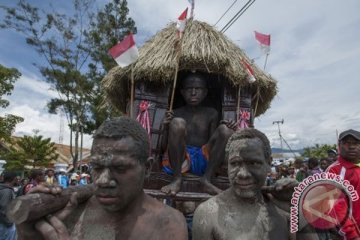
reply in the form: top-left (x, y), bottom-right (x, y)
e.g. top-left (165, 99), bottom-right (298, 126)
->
top-left (246, 160), bottom-right (262, 166)
top-left (229, 159), bottom-right (239, 167)
top-left (91, 164), bottom-right (104, 171)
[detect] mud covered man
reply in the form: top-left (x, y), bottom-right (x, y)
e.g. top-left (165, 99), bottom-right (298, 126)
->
top-left (17, 117), bottom-right (188, 240)
top-left (160, 72), bottom-right (236, 195)
top-left (192, 128), bottom-right (317, 240)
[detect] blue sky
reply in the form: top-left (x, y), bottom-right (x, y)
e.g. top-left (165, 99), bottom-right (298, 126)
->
top-left (1, 0), bottom-right (360, 150)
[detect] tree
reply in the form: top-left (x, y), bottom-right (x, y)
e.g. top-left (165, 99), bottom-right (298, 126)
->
top-left (0, 64), bottom-right (24, 142)
top-left (84, 0), bottom-right (137, 130)
top-left (1, 0), bottom-right (137, 169)
top-left (17, 135), bottom-right (59, 168)
top-left (302, 143), bottom-right (337, 159)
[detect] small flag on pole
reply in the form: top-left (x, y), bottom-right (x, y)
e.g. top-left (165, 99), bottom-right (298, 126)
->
top-left (176, 8), bottom-right (188, 38)
top-left (108, 33), bottom-right (139, 67)
top-left (241, 59), bottom-right (256, 83)
top-left (254, 31), bottom-right (271, 54)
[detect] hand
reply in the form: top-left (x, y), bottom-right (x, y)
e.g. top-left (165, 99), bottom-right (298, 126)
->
top-left (220, 119), bottom-right (237, 131)
top-left (34, 192), bottom-right (78, 240)
top-left (162, 110), bottom-right (174, 125)
top-left (27, 183), bottom-right (62, 195)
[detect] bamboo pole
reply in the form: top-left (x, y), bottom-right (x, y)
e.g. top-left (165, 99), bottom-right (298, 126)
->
top-left (130, 66), bottom-right (135, 118)
top-left (169, 40), bottom-right (183, 111)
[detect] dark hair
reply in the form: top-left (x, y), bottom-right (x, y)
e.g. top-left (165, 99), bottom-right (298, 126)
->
top-left (308, 157), bottom-right (319, 168)
top-left (3, 171), bottom-right (17, 183)
top-left (93, 117), bottom-right (149, 163)
top-left (30, 169), bottom-right (44, 180)
top-left (225, 128), bottom-right (272, 164)
top-left (180, 72), bottom-right (208, 89)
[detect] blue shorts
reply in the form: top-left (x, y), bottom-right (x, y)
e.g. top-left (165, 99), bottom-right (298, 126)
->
top-left (162, 145), bottom-right (208, 176)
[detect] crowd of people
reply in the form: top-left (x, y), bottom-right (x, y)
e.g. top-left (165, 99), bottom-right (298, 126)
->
top-left (265, 150), bottom-right (337, 187)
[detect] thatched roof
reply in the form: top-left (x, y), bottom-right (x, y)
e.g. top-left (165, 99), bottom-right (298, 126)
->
top-left (102, 20), bottom-right (277, 116)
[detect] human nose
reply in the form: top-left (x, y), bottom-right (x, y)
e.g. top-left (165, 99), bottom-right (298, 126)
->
top-left (95, 168), bottom-right (112, 186)
top-left (236, 165), bottom-right (252, 178)
top-left (191, 88), bottom-right (196, 95)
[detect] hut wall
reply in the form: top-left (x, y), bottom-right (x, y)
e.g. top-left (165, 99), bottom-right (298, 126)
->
top-left (222, 83), bottom-right (253, 125)
top-left (133, 82), bottom-right (170, 171)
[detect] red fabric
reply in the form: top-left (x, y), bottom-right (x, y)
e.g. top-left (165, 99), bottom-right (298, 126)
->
top-left (108, 33), bottom-right (135, 58)
top-left (254, 31), bottom-right (270, 46)
top-left (326, 156), bottom-right (360, 239)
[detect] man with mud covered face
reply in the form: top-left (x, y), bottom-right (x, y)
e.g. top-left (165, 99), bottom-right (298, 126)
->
top-left (17, 117), bottom-right (188, 240)
top-left (193, 129), bottom-right (292, 240)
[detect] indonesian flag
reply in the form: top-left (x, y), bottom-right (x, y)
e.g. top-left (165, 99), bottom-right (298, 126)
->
top-left (254, 31), bottom-right (271, 54)
top-left (241, 59), bottom-right (256, 83)
top-left (176, 8), bottom-right (188, 38)
top-left (108, 33), bottom-right (139, 67)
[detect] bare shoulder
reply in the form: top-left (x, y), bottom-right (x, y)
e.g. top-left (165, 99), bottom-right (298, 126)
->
top-left (194, 195), bottom-right (220, 217)
top-left (143, 195), bottom-right (188, 240)
top-left (193, 196), bottom-right (221, 240)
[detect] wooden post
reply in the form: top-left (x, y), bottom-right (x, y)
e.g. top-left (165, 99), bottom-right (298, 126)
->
top-left (169, 40), bottom-right (183, 111)
top-left (130, 66), bottom-right (135, 118)
top-left (236, 85), bottom-right (241, 129)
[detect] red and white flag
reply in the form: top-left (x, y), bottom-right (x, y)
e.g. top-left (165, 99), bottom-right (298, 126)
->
top-left (108, 33), bottom-right (139, 67)
top-left (241, 59), bottom-right (256, 83)
top-left (254, 31), bottom-right (271, 54)
top-left (176, 8), bottom-right (188, 38)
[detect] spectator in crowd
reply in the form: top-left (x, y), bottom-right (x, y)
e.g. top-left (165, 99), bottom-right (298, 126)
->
top-left (319, 158), bottom-right (329, 172)
top-left (327, 149), bottom-right (337, 164)
top-left (23, 169), bottom-right (45, 194)
top-left (0, 171), bottom-right (18, 240)
top-left (287, 166), bottom-right (296, 179)
top-left (327, 129), bottom-right (360, 239)
top-left (45, 169), bottom-right (57, 185)
top-left (294, 158), bottom-right (303, 174)
top-left (307, 157), bottom-right (322, 176)
top-left (57, 170), bottom-right (69, 188)
top-left (296, 162), bottom-right (309, 182)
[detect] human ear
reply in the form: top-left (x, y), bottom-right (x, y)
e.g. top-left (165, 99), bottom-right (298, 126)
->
top-left (145, 157), bottom-right (154, 177)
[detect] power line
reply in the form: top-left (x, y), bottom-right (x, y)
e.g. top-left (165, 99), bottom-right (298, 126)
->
top-left (221, 0), bottom-right (256, 33)
top-left (214, 0), bottom-right (238, 27)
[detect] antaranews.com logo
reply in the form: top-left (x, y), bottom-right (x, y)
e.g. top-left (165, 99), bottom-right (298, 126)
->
top-left (290, 172), bottom-right (359, 233)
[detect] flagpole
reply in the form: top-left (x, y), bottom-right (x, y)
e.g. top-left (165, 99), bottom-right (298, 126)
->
top-left (190, 0), bottom-right (195, 18)
top-left (130, 66), bottom-right (135, 118)
top-left (169, 41), bottom-right (182, 111)
top-left (263, 53), bottom-right (269, 71)
top-left (253, 87), bottom-right (260, 119)
top-left (236, 85), bottom-right (241, 130)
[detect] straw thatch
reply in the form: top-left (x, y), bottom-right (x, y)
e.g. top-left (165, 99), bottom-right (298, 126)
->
top-left (102, 20), bottom-right (277, 116)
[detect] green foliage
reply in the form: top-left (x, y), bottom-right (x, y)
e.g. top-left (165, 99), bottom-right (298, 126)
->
top-left (1, 0), bottom-right (136, 169)
top-left (0, 64), bottom-right (24, 141)
top-left (17, 135), bottom-right (58, 168)
top-left (1, 146), bottom-right (27, 171)
top-left (302, 143), bottom-right (337, 159)
top-left (0, 64), bottom-right (21, 108)
top-left (0, 114), bottom-right (24, 142)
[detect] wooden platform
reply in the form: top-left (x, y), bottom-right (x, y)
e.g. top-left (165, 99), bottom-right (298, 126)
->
top-left (144, 172), bottom-right (230, 201)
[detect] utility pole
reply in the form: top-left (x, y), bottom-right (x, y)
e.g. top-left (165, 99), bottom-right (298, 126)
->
top-left (273, 119), bottom-right (284, 151)
top-left (272, 119), bottom-right (296, 157)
